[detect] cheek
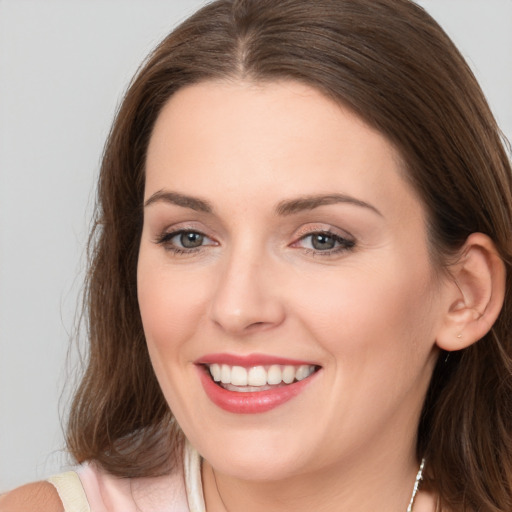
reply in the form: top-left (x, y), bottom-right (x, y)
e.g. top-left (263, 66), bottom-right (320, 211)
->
top-left (137, 255), bottom-right (213, 419)
top-left (137, 256), bottom-right (211, 362)
top-left (293, 260), bottom-right (439, 362)
top-left (293, 261), bottom-right (440, 437)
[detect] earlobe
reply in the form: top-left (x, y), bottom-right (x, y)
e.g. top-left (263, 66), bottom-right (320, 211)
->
top-left (436, 233), bottom-right (506, 352)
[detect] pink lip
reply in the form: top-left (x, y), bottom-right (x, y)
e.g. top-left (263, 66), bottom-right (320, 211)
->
top-left (195, 354), bottom-right (320, 414)
top-left (195, 353), bottom-right (315, 367)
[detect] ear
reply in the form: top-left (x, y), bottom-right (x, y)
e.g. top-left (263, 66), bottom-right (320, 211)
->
top-left (436, 233), bottom-right (506, 351)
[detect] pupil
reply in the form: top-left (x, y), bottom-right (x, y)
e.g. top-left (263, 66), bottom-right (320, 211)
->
top-left (181, 232), bottom-right (203, 248)
top-left (312, 234), bottom-right (335, 250)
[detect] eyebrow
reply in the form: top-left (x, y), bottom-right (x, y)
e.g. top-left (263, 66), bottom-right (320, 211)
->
top-left (143, 190), bottom-right (382, 217)
top-left (276, 194), bottom-right (382, 217)
top-left (144, 190), bottom-right (213, 213)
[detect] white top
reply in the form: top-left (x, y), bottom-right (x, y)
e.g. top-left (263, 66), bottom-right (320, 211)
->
top-left (47, 442), bottom-right (205, 512)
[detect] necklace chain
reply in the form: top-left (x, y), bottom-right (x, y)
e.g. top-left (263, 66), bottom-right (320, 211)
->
top-left (407, 458), bottom-right (426, 512)
top-left (212, 457), bottom-right (426, 512)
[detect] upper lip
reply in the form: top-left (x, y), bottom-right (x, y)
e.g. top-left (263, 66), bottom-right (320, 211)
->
top-left (195, 353), bottom-right (319, 367)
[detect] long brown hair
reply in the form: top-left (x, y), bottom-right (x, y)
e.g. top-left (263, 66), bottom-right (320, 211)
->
top-left (67, 1), bottom-right (512, 509)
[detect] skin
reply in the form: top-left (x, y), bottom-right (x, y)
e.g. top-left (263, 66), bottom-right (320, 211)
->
top-left (0, 482), bottom-right (63, 511)
top-left (137, 80), bottom-right (454, 512)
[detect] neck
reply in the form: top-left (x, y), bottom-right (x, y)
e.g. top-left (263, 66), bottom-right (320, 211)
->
top-left (202, 446), bottom-right (422, 512)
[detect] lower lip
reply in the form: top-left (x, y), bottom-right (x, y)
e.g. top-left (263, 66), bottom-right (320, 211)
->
top-left (197, 366), bottom-right (318, 414)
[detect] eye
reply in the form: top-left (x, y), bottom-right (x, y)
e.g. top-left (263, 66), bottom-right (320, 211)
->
top-left (295, 231), bottom-right (355, 254)
top-left (310, 233), bottom-right (338, 250)
top-left (177, 231), bottom-right (205, 248)
top-left (155, 229), bottom-right (216, 253)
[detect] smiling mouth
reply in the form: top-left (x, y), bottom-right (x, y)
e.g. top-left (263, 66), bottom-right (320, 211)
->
top-left (204, 363), bottom-right (320, 392)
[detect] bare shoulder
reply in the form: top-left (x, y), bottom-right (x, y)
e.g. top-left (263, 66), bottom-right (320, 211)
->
top-left (0, 481), bottom-right (63, 512)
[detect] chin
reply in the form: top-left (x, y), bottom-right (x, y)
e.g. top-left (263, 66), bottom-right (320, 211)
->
top-left (210, 449), bottom-right (307, 482)
top-left (191, 427), bottom-right (313, 481)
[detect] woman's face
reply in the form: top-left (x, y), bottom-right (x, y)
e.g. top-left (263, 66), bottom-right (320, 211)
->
top-left (138, 80), bottom-right (449, 481)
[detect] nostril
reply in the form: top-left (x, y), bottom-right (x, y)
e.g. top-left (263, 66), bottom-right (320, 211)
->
top-left (244, 320), bottom-right (274, 333)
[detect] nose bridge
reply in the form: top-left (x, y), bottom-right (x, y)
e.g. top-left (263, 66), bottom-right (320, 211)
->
top-left (209, 235), bottom-right (285, 334)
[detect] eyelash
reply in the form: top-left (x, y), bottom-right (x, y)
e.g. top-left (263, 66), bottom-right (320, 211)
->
top-left (155, 229), bottom-right (216, 255)
top-left (154, 229), bottom-right (356, 257)
top-left (294, 230), bottom-right (355, 256)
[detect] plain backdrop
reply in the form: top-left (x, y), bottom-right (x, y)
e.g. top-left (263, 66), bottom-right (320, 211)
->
top-left (0, 0), bottom-right (511, 491)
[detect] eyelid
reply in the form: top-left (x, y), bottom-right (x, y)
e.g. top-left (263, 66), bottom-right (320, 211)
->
top-left (290, 224), bottom-right (356, 255)
top-left (293, 223), bottom-right (354, 242)
top-left (153, 225), bottom-right (219, 254)
top-left (151, 219), bottom-right (214, 240)
top-left (163, 229), bottom-right (216, 242)
top-left (293, 232), bottom-right (354, 248)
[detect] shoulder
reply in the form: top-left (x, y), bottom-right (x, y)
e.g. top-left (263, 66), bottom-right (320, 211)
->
top-left (0, 481), bottom-right (64, 512)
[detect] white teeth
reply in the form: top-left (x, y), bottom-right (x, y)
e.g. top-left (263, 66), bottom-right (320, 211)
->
top-left (282, 365), bottom-right (295, 384)
top-left (231, 366), bottom-right (248, 386)
top-left (208, 363), bottom-right (316, 388)
top-left (267, 365), bottom-right (282, 385)
top-left (210, 363), bottom-right (221, 382)
top-left (295, 365), bottom-right (311, 381)
top-left (220, 364), bottom-right (231, 384)
top-left (248, 366), bottom-right (267, 386)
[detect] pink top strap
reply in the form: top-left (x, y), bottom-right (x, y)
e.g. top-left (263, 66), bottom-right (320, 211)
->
top-left (77, 461), bottom-right (190, 512)
top-left (48, 442), bottom-right (202, 512)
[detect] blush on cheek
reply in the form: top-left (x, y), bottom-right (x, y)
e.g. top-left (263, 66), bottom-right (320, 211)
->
top-left (138, 260), bottom-right (206, 339)
top-left (300, 265), bottom-right (434, 360)
top-left (140, 294), bottom-right (194, 352)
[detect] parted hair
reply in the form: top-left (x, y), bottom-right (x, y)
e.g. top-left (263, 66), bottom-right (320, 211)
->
top-left (67, 1), bottom-right (512, 510)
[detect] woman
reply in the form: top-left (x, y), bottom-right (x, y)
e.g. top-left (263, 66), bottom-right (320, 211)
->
top-left (2, 0), bottom-right (511, 511)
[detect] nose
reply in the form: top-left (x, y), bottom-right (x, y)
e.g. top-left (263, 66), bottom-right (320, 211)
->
top-left (209, 247), bottom-right (286, 335)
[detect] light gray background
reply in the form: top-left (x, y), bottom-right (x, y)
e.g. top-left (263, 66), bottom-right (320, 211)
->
top-left (0, 0), bottom-right (511, 491)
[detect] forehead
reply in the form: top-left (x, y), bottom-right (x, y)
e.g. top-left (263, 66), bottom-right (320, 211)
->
top-left (145, 80), bottom-right (420, 222)
top-left (147, 80), bottom-right (396, 159)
